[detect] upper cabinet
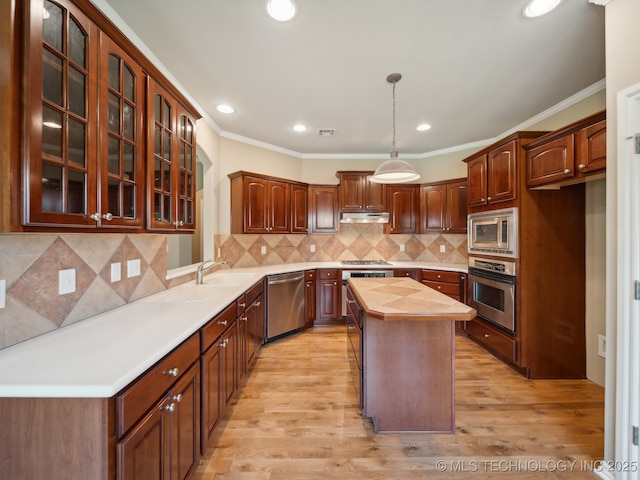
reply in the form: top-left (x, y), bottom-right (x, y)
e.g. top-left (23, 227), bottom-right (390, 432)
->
top-left (525, 110), bottom-right (606, 189)
top-left (336, 171), bottom-right (386, 212)
top-left (386, 185), bottom-right (419, 234)
top-left (309, 185), bottom-right (339, 234)
top-left (420, 178), bottom-right (467, 233)
top-left (146, 78), bottom-right (197, 232)
top-left (12, 0), bottom-right (199, 232)
top-left (229, 172), bottom-right (313, 234)
top-left (464, 132), bottom-right (545, 211)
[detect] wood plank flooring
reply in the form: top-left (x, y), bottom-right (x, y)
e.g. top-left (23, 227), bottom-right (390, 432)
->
top-left (193, 326), bottom-right (604, 479)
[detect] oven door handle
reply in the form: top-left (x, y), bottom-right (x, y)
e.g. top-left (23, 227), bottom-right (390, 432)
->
top-left (468, 267), bottom-right (516, 285)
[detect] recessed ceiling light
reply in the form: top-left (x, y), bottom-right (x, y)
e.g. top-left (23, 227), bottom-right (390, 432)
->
top-left (522, 0), bottom-right (562, 18)
top-left (416, 123), bottom-right (432, 132)
top-left (266, 0), bottom-right (296, 22)
top-left (292, 124), bottom-right (308, 132)
top-left (216, 104), bottom-right (235, 114)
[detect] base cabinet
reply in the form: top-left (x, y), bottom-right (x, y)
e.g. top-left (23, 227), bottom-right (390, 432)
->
top-left (316, 269), bottom-right (341, 322)
top-left (421, 269), bottom-right (467, 335)
top-left (305, 270), bottom-right (317, 325)
top-left (466, 318), bottom-right (518, 365)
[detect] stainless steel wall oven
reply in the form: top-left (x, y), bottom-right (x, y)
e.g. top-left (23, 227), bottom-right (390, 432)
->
top-left (467, 257), bottom-right (516, 335)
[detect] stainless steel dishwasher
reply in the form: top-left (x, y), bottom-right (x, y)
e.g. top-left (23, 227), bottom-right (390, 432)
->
top-left (266, 271), bottom-right (306, 341)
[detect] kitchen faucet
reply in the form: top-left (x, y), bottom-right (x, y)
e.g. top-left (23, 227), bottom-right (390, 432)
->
top-left (196, 259), bottom-right (227, 285)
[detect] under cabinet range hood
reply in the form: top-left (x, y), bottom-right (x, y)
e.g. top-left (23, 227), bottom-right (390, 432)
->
top-left (340, 212), bottom-right (390, 224)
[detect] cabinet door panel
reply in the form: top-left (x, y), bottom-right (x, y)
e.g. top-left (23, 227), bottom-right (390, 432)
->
top-left (446, 181), bottom-right (467, 233)
top-left (526, 135), bottom-right (574, 187)
top-left (291, 184), bottom-right (308, 233)
top-left (339, 174), bottom-right (364, 210)
top-left (365, 175), bottom-right (387, 211)
top-left (466, 155), bottom-right (487, 207)
top-left (309, 186), bottom-right (339, 233)
top-left (244, 177), bottom-right (269, 233)
top-left (170, 364), bottom-right (200, 480)
top-left (318, 279), bottom-right (340, 320)
top-left (576, 119), bottom-right (606, 174)
top-left (201, 344), bottom-right (221, 452)
top-left (269, 181), bottom-right (290, 233)
top-left (420, 184), bottom-right (445, 232)
top-left (487, 141), bottom-right (516, 204)
top-left (117, 398), bottom-right (170, 480)
top-left (387, 185), bottom-right (418, 234)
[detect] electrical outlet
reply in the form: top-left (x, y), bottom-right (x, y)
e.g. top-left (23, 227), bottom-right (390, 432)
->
top-left (261, 246), bottom-right (267, 255)
top-left (400, 244), bottom-right (405, 252)
top-left (127, 259), bottom-right (141, 278)
top-left (111, 262), bottom-right (121, 283)
top-left (439, 245), bottom-right (446, 253)
top-left (310, 244), bottom-right (315, 253)
top-left (598, 334), bottom-right (606, 358)
top-left (0, 279), bottom-right (5, 309)
top-left (59, 269), bottom-right (76, 295)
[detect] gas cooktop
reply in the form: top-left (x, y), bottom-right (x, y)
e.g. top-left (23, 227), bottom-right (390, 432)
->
top-left (340, 260), bottom-right (391, 266)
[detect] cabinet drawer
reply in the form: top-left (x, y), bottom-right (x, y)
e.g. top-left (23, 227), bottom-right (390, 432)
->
top-left (421, 281), bottom-right (460, 298)
top-left (466, 319), bottom-right (517, 364)
top-left (420, 269), bottom-right (461, 283)
top-left (116, 333), bottom-right (200, 437)
top-left (318, 269), bottom-right (338, 280)
top-left (201, 302), bottom-right (236, 352)
top-left (305, 270), bottom-right (316, 281)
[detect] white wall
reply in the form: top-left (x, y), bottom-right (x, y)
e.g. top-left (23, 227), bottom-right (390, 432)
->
top-left (603, 0), bottom-right (640, 464)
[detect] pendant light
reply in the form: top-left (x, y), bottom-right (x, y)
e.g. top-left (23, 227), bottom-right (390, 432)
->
top-left (370, 73), bottom-right (420, 184)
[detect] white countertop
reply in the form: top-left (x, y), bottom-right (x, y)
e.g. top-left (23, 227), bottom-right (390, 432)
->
top-left (0, 261), bottom-right (466, 398)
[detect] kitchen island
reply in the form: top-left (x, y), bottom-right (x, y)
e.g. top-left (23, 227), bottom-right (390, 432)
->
top-left (346, 277), bottom-right (476, 433)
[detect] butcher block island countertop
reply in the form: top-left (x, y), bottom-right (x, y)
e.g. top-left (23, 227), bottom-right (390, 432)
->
top-left (346, 277), bottom-right (476, 434)
top-left (347, 277), bottom-right (476, 322)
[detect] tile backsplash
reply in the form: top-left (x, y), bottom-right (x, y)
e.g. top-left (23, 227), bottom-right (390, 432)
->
top-left (0, 226), bottom-right (466, 350)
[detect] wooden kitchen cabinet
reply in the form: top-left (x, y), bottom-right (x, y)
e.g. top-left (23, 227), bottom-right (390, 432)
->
top-left (421, 269), bottom-right (467, 335)
top-left (316, 269), bottom-right (341, 322)
top-left (17, 0), bottom-right (198, 232)
top-left (393, 268), bottom-right (419, 280)
top-left (525, 110), bottom-right (606, 189)
top-left (386, 184), bottom-right (419, 234)
top-left (465, 132), bottom-right (545, 211)
top-left (420, 178), bottom-right (467, 233)
top-left (291, 183), bottom-right (309, 233)
top-left (229, 172), bottom-right (296, 234)
top-left (305, 270), bottom-right (317, 326)
top-left (146, 78), bottom-right (198, 232)
top-left (336, 171), bottom-right (386, 212)
top-left (308, 185), bottom-right (340, 234)
top-left (116, 333), bottom-right (200, 480)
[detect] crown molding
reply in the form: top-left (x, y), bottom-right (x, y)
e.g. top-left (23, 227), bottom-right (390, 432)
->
top-left (588, 0), bottom-right (612, 6)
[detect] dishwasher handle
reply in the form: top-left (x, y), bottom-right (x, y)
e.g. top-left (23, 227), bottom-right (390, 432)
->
top-left (268, 274), bottom-right (305, 285)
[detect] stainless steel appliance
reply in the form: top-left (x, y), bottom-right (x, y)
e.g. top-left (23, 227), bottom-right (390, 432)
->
top-left (467, 257), bottom-right (516, 335)
top-left (266, 271), bottom-right (305, 340)
top-left (467, 207), bottom-right (518, 258)
top-left (340, 260), bottom-right (393, 317)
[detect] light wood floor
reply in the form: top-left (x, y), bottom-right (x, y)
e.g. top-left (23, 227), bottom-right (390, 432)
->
top-left (193, 325), bottom-right (604, 479)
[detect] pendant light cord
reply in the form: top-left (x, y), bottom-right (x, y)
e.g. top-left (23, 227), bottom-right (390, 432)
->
top-left (391, 81), bottom-right (397, 153)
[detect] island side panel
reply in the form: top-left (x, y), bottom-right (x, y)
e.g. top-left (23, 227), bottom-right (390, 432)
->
top-left (363, 316), bottom-right (455, 433)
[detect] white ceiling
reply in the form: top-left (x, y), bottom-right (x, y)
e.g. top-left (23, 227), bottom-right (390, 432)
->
top-left (99, 0), bottom-right (605, 157)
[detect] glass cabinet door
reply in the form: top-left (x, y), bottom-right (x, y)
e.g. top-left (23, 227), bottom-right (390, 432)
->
top-left (99, 34), bottom-right (144, 228)
top-left (25, 0), bottom-right (98, 226)
top-left (147, 77), bottom-right (196, 232)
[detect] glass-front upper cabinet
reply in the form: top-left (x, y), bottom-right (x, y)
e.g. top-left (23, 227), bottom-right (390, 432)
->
top-left (24, 0), bottom-right (98, 227)
top-left (99, 34), bottom-right (145, 228)
top-left (147, 77), bottom-right (196, 232)
top-left (24, 0), bottom-right (145, 229)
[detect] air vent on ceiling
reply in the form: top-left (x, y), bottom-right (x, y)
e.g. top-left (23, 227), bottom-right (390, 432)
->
top-left (317, 128), bottom-right (336, 137)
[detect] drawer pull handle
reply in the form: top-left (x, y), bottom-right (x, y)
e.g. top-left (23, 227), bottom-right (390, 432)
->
top-left (348, 357), bottom-right (356, 363)
top-left (255, 301), bottom-right (261, 307)
top-left (218, 320), bottom-right (228, 326)
top-left (239, 302), bottom-right (246, 308)
top-left (347, 299), bottom-right (355, 304)
top-left (484, 333), bottom-right (491, 338)
top-left (242, 316), bottom-right (248, 322)
top-left (172, 394), bottom-right (182, 403)
top-left (164, 403), bottom-right (176, 413)
top-left (348, 325), bottom-right (355, 331)
top-left (163, 368), bottom-right (179, 377)
top-left (218, 338), bottom-right (229, 348)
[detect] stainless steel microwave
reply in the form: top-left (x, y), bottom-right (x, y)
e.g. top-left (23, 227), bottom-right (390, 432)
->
top-left (467, 207), bottom-right (518, 258)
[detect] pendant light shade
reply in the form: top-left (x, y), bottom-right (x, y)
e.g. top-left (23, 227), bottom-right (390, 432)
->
top-left (370, 73), bottom-right (420, 184)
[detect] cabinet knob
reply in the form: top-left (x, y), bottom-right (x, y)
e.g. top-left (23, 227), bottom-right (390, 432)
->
top-left (163, 368), bottom-right (179, 377)
top-left (242, 316), bottom-right (248, 322)
top-left (255, 301), bottom-right (261, 307)
top-left (333, 282), bottom-right (337, 286)
top-left (172, 393), bottom-right (182, 403)
top-left (484, 333), bottom-right (491, 338)
top-left (347, 357), bottom-right (356, 363)
top-left (487, 196), bottom-right (492, 201)
top-left (239, 302), bottom-right (246, 308)
top-left (89, 213), bottom-right (101, 222)
top-left (347, 299), bottom-right (355, 304)
top-left (102, 213), bottom-right (113, 221)
top-left (437, 286), bottom-right (441, 290)
top-left (218, 320), bottom-right (228, 326)
top-left (578, 164), bottom-right (586, 170)
top-left (163, 403), bottom-right (176, 413)
top-left (173, 220), bottom-right (184, 229)
top-left (564, 169), bottom-right (571, 174)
